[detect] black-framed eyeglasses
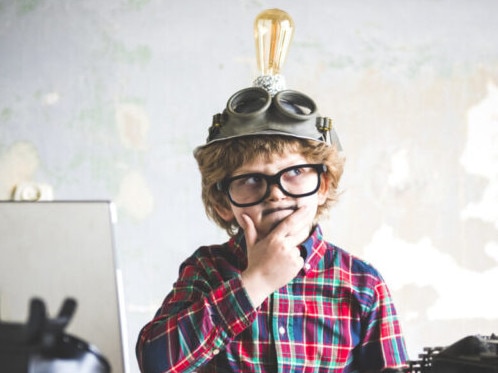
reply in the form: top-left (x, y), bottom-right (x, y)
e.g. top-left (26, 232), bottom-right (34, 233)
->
top-left (217, 163), bottom-right (327, 207)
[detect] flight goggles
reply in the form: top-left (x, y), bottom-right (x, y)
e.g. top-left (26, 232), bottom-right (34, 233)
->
top-left (203, 87), bottom-right (342, 150)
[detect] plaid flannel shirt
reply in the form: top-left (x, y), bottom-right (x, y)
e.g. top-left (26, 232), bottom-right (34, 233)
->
top-left (137, 225), bottom-right (408, 372)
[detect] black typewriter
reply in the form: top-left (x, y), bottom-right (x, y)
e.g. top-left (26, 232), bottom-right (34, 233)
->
top-left (405, 334), bottom-right (498, 373)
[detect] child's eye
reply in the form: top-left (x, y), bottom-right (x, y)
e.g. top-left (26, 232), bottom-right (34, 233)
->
top-left (244, 175), bottom-right (264, 185)
top-left (231, 175), bottom-right (264, 188)
top-left (285, 167), bottom-right (304, 178)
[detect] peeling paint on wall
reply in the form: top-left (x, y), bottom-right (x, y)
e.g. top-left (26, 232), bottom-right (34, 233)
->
top-left (460, 81), bottom-right (498, 228)
top-left (387, 148), bottom-right (410, 190)
top-left (365, 224), bottom-right (498, 320)
top-left (116, 102), bottom-right (150, 151)
top-left (485, 242), bottom-right (498, 262)
top-left (0, 142), bottom-right (39, 199)
top-left (116, 170), bottom-right (154, 221)
top-left (43, 92), bottom-right (60, 106)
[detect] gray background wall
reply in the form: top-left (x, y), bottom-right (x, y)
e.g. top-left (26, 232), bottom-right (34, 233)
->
top-left (1, 1), bottom-right (497, 371)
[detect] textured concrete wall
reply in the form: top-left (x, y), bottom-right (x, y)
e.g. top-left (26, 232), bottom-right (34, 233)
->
top-left (1, 0), bottom-right (497, 371)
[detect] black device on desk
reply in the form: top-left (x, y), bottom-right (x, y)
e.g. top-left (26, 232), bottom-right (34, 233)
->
top-left (432, 334), bottom-right (498, 373)
top-left (0, 297), bottom-right (110, 372)
top-left (406, 334), bottom-right (498, 373)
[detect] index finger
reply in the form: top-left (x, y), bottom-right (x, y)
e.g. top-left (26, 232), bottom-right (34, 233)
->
top-left (240, 213), bottom-right (258, 248)
top-left (270, 205), bottom-right (313, 242)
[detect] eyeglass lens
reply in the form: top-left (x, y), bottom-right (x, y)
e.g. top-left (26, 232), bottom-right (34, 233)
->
top-left (226, 164), bottom-right (323, 207)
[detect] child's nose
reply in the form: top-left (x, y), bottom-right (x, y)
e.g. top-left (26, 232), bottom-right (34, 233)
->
top-left (266, 182), bottom-right (287, 201)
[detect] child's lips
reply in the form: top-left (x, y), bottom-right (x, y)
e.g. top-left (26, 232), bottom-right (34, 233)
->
top-left (262, 205), bottom-right (298, 217)
top-left (261, 206), bottom-right (298, 231)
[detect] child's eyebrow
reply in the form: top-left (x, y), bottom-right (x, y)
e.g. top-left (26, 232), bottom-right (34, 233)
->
top-left (230, 169), bottom-right (264, 177)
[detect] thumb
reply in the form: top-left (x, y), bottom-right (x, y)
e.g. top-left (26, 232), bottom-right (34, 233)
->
top-left (240, 214), bottom-right (257, 248)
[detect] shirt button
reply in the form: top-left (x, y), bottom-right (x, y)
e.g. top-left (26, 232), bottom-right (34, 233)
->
top-left (304, 263), bottom-right (311, 271)
top-left (278, 326), bottom-right (286, 335)
top-left (212, 348), bottom-right (220, 355)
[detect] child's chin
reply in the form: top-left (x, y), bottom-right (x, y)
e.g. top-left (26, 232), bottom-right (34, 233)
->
top-left (256, 209), bottom-right (296, 237)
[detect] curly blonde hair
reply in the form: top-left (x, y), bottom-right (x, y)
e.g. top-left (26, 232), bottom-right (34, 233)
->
top-left (194, 135), bottom-right (345, 236)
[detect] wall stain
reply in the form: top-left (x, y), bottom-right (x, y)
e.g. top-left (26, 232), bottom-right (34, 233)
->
top-left (1, 108), bottom-right (13, 122)
top-left (0, 142), bottom-right (39, 200)
top-left (116, 102), bottom-right (150, 151)
top-left (102, 33), bottom-right (152, 66)
top-left (16, 0), bottom-right (41, 15)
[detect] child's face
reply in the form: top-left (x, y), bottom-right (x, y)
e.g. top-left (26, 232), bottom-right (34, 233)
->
top-left (215, 150), bottom-right (329, 241)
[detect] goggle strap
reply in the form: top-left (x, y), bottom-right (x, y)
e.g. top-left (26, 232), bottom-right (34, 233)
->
top-left (208, 114), bottom-right (223, 140)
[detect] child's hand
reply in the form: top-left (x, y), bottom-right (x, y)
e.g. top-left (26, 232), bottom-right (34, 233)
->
top-left (240, 207), bottom-right (310, 307)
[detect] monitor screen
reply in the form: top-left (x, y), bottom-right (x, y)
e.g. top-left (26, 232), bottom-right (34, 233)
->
top-left (0, 201), bottom-right (128, 372)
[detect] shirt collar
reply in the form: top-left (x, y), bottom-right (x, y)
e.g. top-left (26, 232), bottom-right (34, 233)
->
top-left (299, 225), bottom-right (327, 274)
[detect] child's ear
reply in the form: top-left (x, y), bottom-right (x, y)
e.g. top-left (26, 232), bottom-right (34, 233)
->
top-left (317, 174), bottom-right (330, 205)
top-left (214, 204), bottom-right (235, 222)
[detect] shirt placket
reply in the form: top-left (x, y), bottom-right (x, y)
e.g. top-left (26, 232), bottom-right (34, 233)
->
top-left (271, 284), bottom-right (295, 372)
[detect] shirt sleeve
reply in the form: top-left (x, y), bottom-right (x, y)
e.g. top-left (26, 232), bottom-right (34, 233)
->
top-left (136, 253), bottom-right (257, 373)
top-left (356, 280), bottom-right (409, 372)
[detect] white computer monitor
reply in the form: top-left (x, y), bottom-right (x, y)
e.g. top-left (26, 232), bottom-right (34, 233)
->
top-left (0, 201), bottom-right (128, 372)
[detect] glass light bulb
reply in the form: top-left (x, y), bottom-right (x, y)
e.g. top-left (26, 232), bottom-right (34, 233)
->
top-left (254, 9), bottom-right (295, 76)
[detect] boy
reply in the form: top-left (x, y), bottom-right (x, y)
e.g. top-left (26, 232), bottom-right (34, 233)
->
top-left (137, 8), bottom-right (408, 372)
top-left (136, 85), bottom-right (409, 372)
